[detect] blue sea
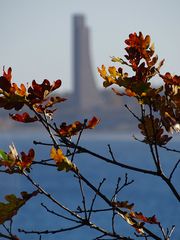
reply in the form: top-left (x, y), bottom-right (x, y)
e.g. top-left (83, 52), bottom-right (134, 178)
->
top-left (0, 132), bottom-right (179, 240)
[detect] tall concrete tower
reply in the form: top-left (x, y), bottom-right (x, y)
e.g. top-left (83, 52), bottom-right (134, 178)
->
top-left (73, 14), bottom-right (103, 110)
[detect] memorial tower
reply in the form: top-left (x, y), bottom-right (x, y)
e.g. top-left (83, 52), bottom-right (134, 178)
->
top-left (73, 14), bottom-right (103, 110)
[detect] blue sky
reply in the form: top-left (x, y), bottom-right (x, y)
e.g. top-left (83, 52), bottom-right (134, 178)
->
top-left (0, 0), bottom-right (180, 92)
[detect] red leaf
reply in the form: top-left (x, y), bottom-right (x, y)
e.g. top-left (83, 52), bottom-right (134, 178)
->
top-left (3, 67), bottom-right (12, 81)
top-left (130, 212), bottom-right (159, 224)
top-left (0, 76), bottom-right (11, 92)
top-left (51, 79), bottom-right (62, 91)
top-left (27, 79), bottom-right (62, 104)
top-left (59, 121), bottom-right (83, 137)
top-left (58, 117), bottom-right (100, 137)
top-left (18, 149), bottom-right (35, 170)
top-left (160, 72), bottom-right (180, 85)
top-left (10, 112), bottom-right (38, 123)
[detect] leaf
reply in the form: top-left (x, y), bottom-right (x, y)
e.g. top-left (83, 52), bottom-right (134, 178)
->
top-left (97, 65), bottom-right (107, 78)
top-left (0, 150), bottom-right (8, 161)
top-left (50, 147), bottom-right (66, 163)
top-left (50, 147), bottom-right (75, 172)
top-left (58, 117), bottom-right (100, 137)
top-left (17, 149), bottom-right (35, 170)
top-left (129, 212), bottom-right (159, 224)
top-left (138, 116), bottom-right (172, 145)
top-left (11, 83), bottom-right (27, 97)
top-left (0, 147), bottom-right (16, 169)
top-left (0, 191), bottom-right (39, 224)
top-left (45, 96), bottom-right (66, 108)
top-left (3, 67), bottom-right (12, 81)
top-left (27, 79), bottom-right (62, 104)
top-left (117, 211), bottom-right (144, 234)
top-left (59, 121), bottom-right (84, 137)
top-left (0, 76), bottom-right (11, 92)
top-left (111, 56), bottom-right (125, 64)
top-left (160, 72), bottom-right (180, 85)
top-left (10, 112), bottom-right (38, 123)
top-left (124, 32), bottom-right (159, 70)
top-left (111, 201), bottom-right (134, 210)
top-left (0, 144), bottom-right (35, 172)
top-left (86, 116), bottom-right (100, 129)
top-left (108, 66), bottom-right (117, 78)
top-left (51, 79), bottom-right (62, 91)
top-left (8, 143), bottom-right (18, 162)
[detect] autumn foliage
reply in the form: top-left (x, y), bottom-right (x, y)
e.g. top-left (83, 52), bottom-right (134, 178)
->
top-left (0, 32), bottom-right (179, 240)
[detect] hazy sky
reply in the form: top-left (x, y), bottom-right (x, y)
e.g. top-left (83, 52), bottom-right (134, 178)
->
top-left (1, 0), bottom-right (180, 92)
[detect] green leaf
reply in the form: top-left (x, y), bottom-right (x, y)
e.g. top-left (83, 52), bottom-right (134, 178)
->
top-left (0, 190), bottom-right (39, 224)
top-left (0, 150), bottom-right (8, 161)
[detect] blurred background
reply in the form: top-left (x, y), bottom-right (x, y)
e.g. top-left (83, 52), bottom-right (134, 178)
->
top-left (0, 0), bottom-right (180, 90)
top-left (1, 0), bottom-right (180, 134)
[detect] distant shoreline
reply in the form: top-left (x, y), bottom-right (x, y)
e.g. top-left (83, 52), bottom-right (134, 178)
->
top-left (0, 127), bottom-right (179, 143)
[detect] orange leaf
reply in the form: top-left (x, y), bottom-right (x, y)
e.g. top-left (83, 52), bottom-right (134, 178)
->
top-left (86, 116), bottom-right (100, 129)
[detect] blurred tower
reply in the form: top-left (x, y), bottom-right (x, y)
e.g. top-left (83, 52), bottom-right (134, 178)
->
top-left (73, 14), bottom-right (103, 110)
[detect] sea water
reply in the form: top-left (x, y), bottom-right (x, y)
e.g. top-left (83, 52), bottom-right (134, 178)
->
top-left (0, 133), bottom-right (179, 240)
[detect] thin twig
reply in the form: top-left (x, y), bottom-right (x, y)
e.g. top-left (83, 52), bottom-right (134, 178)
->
top-left (88, 178), bottom-right (106, 220)
top-left (77, 173), bottom-right (88, 220)
top-left (76, 207), bottom-right (112, 214)
top-left (42, 110), bottom-right (59, 148)
top-left (41, 203), bottom-right (80, 223)
top-left (148, 102), bottom-right (162, 172)
top-left (111, 209), bottom-right (117, 235)
top-left (168, 225), bottom-right (175, 239)
top-left (71, 119), bottom-right (87, 162)
top-left (169, 159), bottom-right (180, 181)
top-left (159, 145), bottom-right (180, 153)
top-left (19, 224), bottom-right (84, 235)
top-left (111, 174), bottom-right (134, 201)
top-left (108, 144), bottom-right (116, 162)
top-left (124, 104), bottom-right (141, 122)
top-left (111, 177), bottom-right (121, 202)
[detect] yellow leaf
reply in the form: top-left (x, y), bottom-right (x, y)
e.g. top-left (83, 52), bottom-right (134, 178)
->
top-left (50, 147), bottom-right (76, 172)
top-left (97, 65), bottom-right (107, 78)
top-left (50, 147), bottom-right (66, 163)
top-left (111, 56), bottom-right (122, 63)
top-left (108, 66), bottom-right (117, 78)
